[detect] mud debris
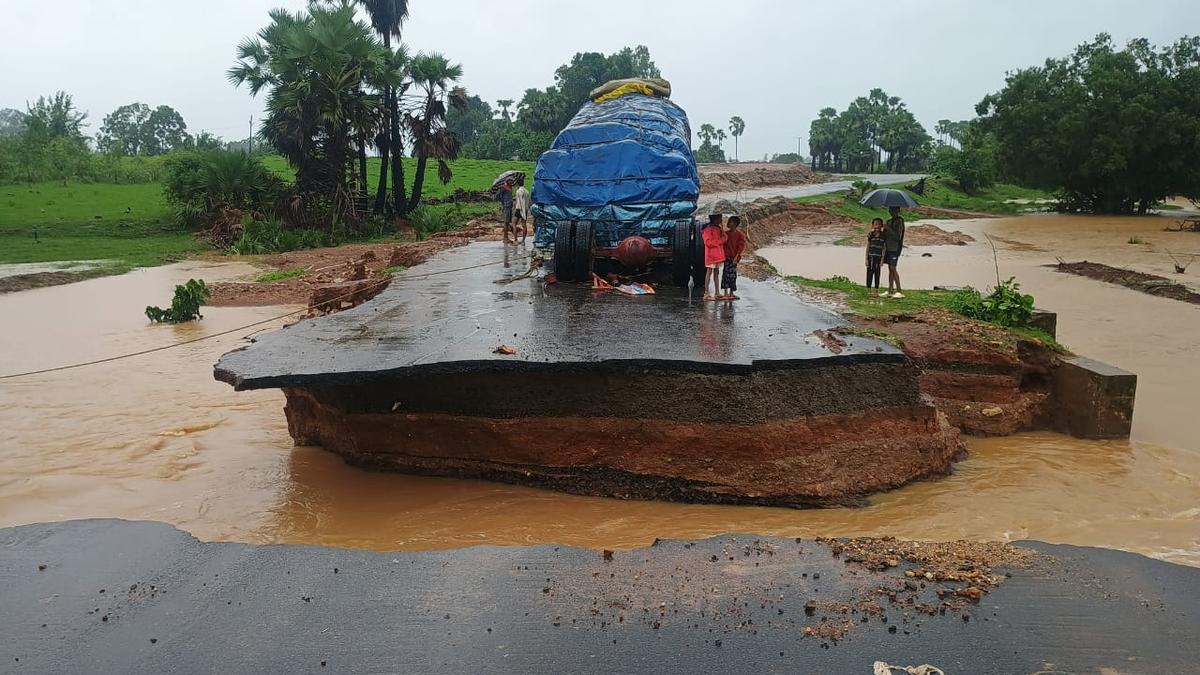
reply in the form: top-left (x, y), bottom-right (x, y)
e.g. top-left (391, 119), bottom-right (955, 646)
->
top-left (206, 218), bottom-right (505, 310)
top-left (1053, 260), bottom-right (1200, 305)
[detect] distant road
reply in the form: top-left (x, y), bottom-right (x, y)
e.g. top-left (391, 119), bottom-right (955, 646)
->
top-left (705, 173), bottom-right (924, 202)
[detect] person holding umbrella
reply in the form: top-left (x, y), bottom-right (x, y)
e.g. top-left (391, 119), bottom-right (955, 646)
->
top-left (884, 206), bottom-right (906, 298)
top-left (859, 188), bottom-right (917, 299)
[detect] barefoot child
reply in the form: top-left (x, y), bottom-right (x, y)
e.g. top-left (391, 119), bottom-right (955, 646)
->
top-left (865, 217), bottom-right (885, 295)
top-left (720, 216), bottom-right (745, 300)
top-left (702, 214), bottom-right (727, 300)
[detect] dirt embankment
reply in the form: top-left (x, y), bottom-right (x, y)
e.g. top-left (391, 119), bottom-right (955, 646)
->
top-left (0, 269), bottom-right (113, 294)
top-left (840, 224), bottom-right (975, 248)
top-left (698, 163), bottom-right (828, 194)
top-left (731, 197), bottom-right (979, 279)
top-left (1054, 260), bottom-right (1200, 305)
top-left (849, 311), bottom-right (1060, 436)
top-left (207, 219), bottom-right (504, 310)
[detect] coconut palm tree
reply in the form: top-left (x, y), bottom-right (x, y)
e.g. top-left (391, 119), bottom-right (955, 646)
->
top-left (728, 116), bottom-right (745, 162)
top-left (403, 52), bottom-right (467, 211)
top-left (356, 0), bottom-right (409, 215)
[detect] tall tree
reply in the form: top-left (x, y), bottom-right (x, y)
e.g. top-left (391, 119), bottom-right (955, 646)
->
top-left (728, 116), bottom-right (745, 162)
top-left (97, 103), bottom-right (152, 155)
top-left (978, 34), bottom-right (1200, 213)
top-left (229, 3), bottom-right (391, 223)
top-left (0, 108), bottom-right (29, 137)
top-left (145, 105), bottom-right (191, 155)
top-left (446, 94), bottom-right (492, 146)
top-left (25, 92), bottom-right (88, 139)
top-left (404, 52), bottom-right (466, 211)
top-left (496, 99), bottom-right (514, 122)
top-left (356, 0), bottom-right (410, 215)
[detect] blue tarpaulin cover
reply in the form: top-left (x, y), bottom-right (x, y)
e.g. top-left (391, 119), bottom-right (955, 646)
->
top-left (533, 94), bottom-right (699, 248)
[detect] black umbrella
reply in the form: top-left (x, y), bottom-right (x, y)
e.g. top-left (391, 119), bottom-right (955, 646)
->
top-left (860, 188), bottom-right (919, 208)
top-left (491, 170), bottom-right (525, 193)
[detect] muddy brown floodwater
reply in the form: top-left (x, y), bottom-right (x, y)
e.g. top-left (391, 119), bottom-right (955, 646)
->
top-left (2, 219), bottom-right (1199, 566)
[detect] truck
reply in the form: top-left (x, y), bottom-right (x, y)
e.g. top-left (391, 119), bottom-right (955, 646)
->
top-left (532, 79), bottom-right (706, 287)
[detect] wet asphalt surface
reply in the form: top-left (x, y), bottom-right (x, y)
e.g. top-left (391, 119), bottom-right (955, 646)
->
top-left (215, 243), bottom-right (898, 390)
top-left (2, 519), bottom-right (1198, 674)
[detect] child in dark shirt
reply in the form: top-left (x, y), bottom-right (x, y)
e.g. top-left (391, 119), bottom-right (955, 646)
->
top-left (865, 217), bottom-right (886, 295)
top-left (720, 216), bottom-right (746, 300)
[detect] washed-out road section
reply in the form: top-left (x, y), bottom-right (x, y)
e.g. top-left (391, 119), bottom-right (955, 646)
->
top-left (213, 243), bottom-right (963, 507)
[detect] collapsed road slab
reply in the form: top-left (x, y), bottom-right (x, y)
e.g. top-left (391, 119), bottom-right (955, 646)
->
top-left (215, 243), bottom-right (962, 507)
top-left (215, 243), bottom-right (902, 389)
top-left (3, 519), bottom-right (1198, 674)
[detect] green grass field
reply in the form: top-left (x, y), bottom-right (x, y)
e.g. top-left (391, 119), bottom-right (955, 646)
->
top-left (0, 156), bottom-right (533, 267)
top-left (0, 182), bottom-right (197, 266)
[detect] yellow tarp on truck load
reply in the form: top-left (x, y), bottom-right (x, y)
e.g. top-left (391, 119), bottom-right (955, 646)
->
top-left (589, 78), bottom-right (672, 102)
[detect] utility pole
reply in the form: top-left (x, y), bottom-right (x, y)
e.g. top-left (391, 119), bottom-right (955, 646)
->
top-left (796, 136), bottom-right (803, 162)
top-left (248, 116), bottom-right (254, 154)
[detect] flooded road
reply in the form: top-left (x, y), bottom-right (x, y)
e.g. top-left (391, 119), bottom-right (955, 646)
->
top-left (2, 229), bottom-right (1199, 566)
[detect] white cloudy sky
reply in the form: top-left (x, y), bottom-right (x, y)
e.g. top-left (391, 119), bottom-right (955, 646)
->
top-left (1, 0), bottom-right (1196, 159)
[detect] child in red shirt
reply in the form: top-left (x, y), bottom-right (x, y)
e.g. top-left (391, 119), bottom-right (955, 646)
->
top-left (720, 216), bottom-right (746, 300)
top-left (701, 214), bottom-right (728, 300)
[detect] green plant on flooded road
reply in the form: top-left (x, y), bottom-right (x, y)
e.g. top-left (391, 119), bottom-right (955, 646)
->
top-left (145, 278), bottom-right (210, 323)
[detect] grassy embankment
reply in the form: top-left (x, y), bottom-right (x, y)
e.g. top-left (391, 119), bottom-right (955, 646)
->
top-left (786, 275), bottom-right (1061, 348)
top-left (784, 178), bottom-right (1060, 347)
top-left (796, 178), bottom-right (1054, 245)
top-left (0, 157), bottom-right (534, 268)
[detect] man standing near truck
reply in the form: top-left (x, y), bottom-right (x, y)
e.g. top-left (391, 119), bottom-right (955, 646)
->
top-left (498, 179), bottom-right (515, 243)
top-left (513, 179), bottom-right (531, 245)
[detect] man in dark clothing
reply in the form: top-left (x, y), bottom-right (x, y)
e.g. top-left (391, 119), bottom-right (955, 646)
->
top-left (884, 206), bottom-right (906, 298)
top-left (497, 180), bottom-right (515, 243)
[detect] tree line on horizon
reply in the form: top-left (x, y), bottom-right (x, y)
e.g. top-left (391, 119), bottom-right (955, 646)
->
top-left (807, 34), bottom-right (1200, 214)
top-left (3, 24), bottom-right (1197, 217)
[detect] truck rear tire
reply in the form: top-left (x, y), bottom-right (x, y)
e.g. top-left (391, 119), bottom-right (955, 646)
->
top-left (554, 222), bottom-right (575, 281)
top-left (690, 220), bottom-right (707, 290)
top-left (572, 221), bottom-right (594, 281)
top-left (671, 221), bottom-right (692, 287)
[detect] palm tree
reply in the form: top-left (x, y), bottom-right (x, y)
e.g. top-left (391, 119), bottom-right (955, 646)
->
top-left (715, 128), bottom-right (727, 154)
top-left (728, 116), bottom-right (745, 162)
top-left (229, 4), bottom-right (390, 224)
top-left (698, 123), bottom-right (716, 146)
top-left (496, 99), bottom-right (514, 122)
top-left (356, 0), bottom-right (409, 215)
top-left (404, 52), bottom-right (466, 211)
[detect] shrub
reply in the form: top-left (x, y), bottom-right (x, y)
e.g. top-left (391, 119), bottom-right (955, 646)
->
top-left (163, 150), bottom-right (283, 228)
top-left (408, 206), bottom-right (458, 240)
top-left (229, 218), bottom-right (331, 255)
top-left (145, 278), bottom-right (210, 323)
top-left (950, 279), bottom-right (1034, 327)
top-left (850, 179), bottom-right (878, 200)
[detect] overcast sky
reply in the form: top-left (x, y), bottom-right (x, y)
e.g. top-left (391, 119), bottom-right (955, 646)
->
top-left (2, 0), bottom-right (1196, 160)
